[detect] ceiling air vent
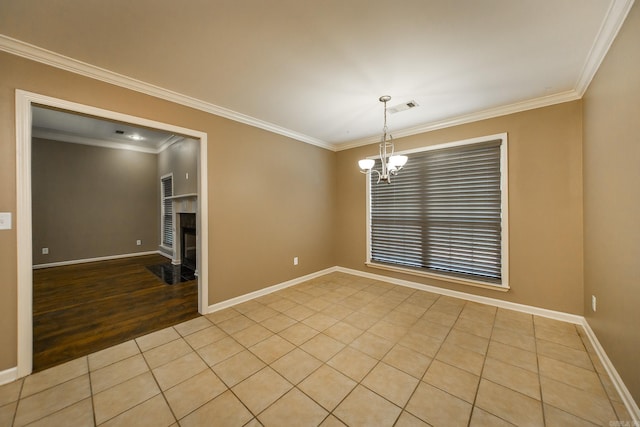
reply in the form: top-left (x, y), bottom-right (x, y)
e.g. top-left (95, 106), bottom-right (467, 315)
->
top-left (115, 130), bottom-right (125, 134)
top-left (388, 100), bottom-right (419, 114)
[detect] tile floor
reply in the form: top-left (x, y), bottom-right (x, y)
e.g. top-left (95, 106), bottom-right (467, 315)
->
top-left (0, 272), bottom-right (634, 426)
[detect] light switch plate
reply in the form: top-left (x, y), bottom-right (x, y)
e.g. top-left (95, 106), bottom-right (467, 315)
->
top-left (0, 212), bottom-right (12, 230)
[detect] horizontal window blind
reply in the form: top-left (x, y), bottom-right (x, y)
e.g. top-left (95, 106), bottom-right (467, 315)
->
top-left (161, 176), bottom-right (173, 247)
top-left (370, 140), bottom-right (502, 283)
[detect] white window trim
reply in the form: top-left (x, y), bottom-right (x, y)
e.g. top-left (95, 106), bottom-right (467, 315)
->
top-left (161, 173), bottom-right (174, 249)
top-left (364, 132), bottom-right (510, 291)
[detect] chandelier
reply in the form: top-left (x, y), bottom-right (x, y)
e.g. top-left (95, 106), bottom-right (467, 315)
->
top-left (358, 96), bottom-right (407, 183)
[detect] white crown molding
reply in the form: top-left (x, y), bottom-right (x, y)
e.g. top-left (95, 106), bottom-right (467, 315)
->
top-left (336, 90), bottom-right (582, 151)
top-left (0, 35), bottom-right (334, 152)
top-left (575, 0), bottom-right (636, 96)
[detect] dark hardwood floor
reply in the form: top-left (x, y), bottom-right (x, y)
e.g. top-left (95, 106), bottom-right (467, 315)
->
top-left (33, 254), bottom-right (199, 372)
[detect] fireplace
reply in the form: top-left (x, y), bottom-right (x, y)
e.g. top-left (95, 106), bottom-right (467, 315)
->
top-left (179, 213), bottom-right (197, 270)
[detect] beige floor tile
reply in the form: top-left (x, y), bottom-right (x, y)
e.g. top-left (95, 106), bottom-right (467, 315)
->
top-left (217, 314), bottom-right (256, 335)
top-left (196, 336), bottom-right (244, 366)
top-left (212, 350), bottom-right (265, 387)
top-left (91, 354), bottom-right (149, 394)
top-left (540, 376), bottom-right (617, 425)
top-left (300, 333), bottom-right (345, 361)
top-left (234, 300), bottom-right (264, 314)
top-left (299, 365), bottom-right (357, 411)
top-left (0, 401), bottom-right (17, 427)
top-left (244, 305), bottom-right (279, 322)
top-left (612, 399), bottom-right (634, 423)
top-left (495, 309), bottom-right (534, 332)
top-left (319, 414), bottom-right (347, 427)
top-left (152, 351), bottom-right (207, 391)
top-left (399, 331), bottom-right (443, 357)
top-left (232, 323), bottom-right (273, 347)
top-left (174, 316), bottom-right (213, 337)
top-left (164, 369), bottom-right (227, 419)
top-left (261, 313), bottom-right (297, 333)
top-left (0, 379), bottom-right (22, 406)
top-left (87, 340), bottom-right (140, 373)
top-left (304, 297), bottom-right (333, 312)
top-left (362, 362), bottom-right (419, 407)
top-left (271, 348), bottom-right (322, 384)
top-left (536, 339), bottom-right (594, 370)
top-left (368, 320), bottom-right (409, 342)
top-left (22, 357), bottom-right (88, 398)
top-left (423, 359), bottom-right (479, 403)
top-left (327, 347), bottom-right (378, 382)
top-left (283, 304), bottom-right (315, 321)
top-left (421, 309), bottom-right (458, 328)
top-left (384, 310), bottom-right (420, 328)
top-left (135, 328), bottom-right (180, 353)
top-left (26, 397), bottom-right (93, 427)
top-left (321, 303), bottom-right (354, 320)
top-left (469, 406), bottom-right (515, 426)
top-left (410, 319), bottom-right (452, 340)
top-left (14, 375), bottom-right (91, 427)
top-left (538, 355), bottom-right (605, 396)
top-left (444, 329), bottom-right (489, 355)
top-left (269, 297), bottom-right (298, 312)
top-left (205, 307), bottom-right (241, 324)
top-left (333, 385), bottom-right (402, 427)
top-left (435, 343), bottom-right (485, 376)
top-left (382, 344), bottom-right (432, 379)
top-left (100, 394), bottom-right (175, 427)
top-left (232, 367), bottom-right (292, 415)
top-left (534, 315), bottom-right (578, 335)
top-left (454, 316), bottom-right (494, 339)
top-left (535, 324), bottom-right (585, 350)
top-left (395, 302), bottom-right (429, 318)
top-left (486, 341), bottom-right (538, 373)
top-left (349, 331), bottom-right (394, 359)
top-left (92, 372), bottom-right (159, 425)
top-left (490, 326), bottom-right (536, 352)
top-left (302, 312), bottom-right (340, 331)
top-left (543, 403), bottom-right (599, 426)
top-left (278, 322), bottom-right (319, 345)
top-left (324, 321), bottom-right (364, 345)
top-left (405, 381), bottom-right (472, 427)
top-left (249, 334), bottom-right (295, 364)
top-left (179, 390), bottom-right (253, 427)
top-left (394, 410), bottom-right (431, 427)
top-left (475, 379), bottom-right (544, 427)
top-left (481, 357), bottom-right (540, 400)
top-left (183, 325), bottom-right (227, 349)
top-left (143, 338), bottom-right (191, 369)
top-left (342, 311), bottom-right (379, 330)
top-left (258, 388), bottom-right (328, 426)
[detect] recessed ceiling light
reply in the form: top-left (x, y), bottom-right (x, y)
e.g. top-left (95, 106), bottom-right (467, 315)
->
top-left (128, 134), bottom-right (144, 141)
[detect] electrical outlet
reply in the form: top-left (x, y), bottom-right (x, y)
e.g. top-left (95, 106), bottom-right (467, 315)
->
top-left (592, 295), bottom-right (597, 312)
top-left (136, 240), bottom-right (142, 246)
top-left (0, 212), bottom-right (12, 230)
top-left (42, 248), bottom-right (49, 255)
top-left (293, 257), bottom-right (299, 266)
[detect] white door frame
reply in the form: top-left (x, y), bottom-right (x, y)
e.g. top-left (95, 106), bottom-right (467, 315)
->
top-left (15, 89), bottom-right (209, 377)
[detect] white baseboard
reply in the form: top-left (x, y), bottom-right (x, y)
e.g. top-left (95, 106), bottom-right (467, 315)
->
top-left (580, 320), bottom-right (640, 422)
top-left (32, 250), bottom-right (160, 269)
top-left (0, 366), bottom-right (17, 386)
top-left (336, 266), bottom-right (584, 324)
top-left (206, 267), bottom-right (338, 314)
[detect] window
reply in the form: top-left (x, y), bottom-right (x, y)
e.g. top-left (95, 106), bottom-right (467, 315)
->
top-left (367, 134), bottom-right (508, 288)
top-left (161, 174), bottom-right (173, 247)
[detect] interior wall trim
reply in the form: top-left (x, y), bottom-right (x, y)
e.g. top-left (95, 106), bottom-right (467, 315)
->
top-left (0, 367), bottom-right (17, 387)
top-left (0, 35), bottom-right (332, 152)
top-left (206, 267), bottom-right (338, 314)
top-left (581, 320), bottom-right (640, 421)
top-left (32, 251), bottom-right (160, 270)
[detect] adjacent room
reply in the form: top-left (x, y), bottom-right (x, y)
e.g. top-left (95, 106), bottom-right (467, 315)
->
top-left (0, 1), bottom-right (638, 426)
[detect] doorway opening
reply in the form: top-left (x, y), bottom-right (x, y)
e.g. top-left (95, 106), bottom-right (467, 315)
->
top-left (16, 90), bottom-right (209, 377)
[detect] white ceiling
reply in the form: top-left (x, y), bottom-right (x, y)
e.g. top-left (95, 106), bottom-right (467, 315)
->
top-left (0, 0), bottom-right (633, 150)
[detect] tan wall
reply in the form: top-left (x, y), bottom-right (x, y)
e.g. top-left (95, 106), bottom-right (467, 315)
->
top-left (583, 3), bottom-right (640, 403)
top-left (158, 137), bottom-right (199, 196)
top-left (0, 52), bottom-right (336, 370)
top-left (32, 138), bottom-right (159, 264)
top-left (335, 101), bottom-right (584, 314)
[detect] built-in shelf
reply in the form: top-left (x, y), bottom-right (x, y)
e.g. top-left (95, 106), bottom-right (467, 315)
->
top-left (167, 193), bottom-right (197, 200)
